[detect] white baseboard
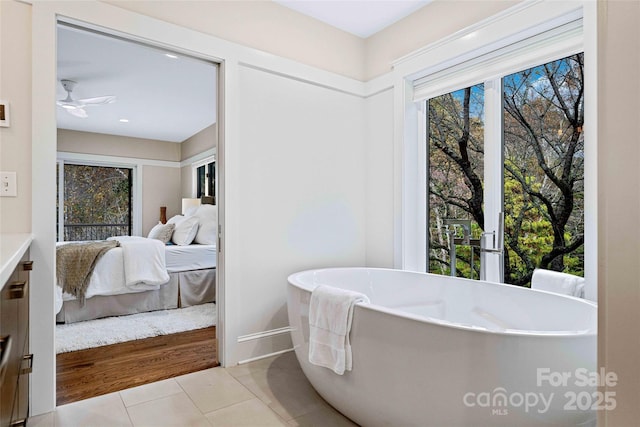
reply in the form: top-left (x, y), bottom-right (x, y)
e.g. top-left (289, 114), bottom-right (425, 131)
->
top-left (237, 348), bottom-right (294, 365)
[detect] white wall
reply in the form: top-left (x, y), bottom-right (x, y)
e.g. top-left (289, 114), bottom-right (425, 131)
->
top-left (364, 88), bottom-right (395, 268)
top-left (228, 65), bottom-right (366, 362)
top-left (0, 0), bottom-right (31, 233)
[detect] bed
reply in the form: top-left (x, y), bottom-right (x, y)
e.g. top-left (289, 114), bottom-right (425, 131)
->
top-left (55, 204), bottom-right (218, 324)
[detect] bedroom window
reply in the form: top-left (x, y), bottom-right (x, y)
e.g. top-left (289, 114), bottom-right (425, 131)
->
top-left (57, 163), bottom-right (133, 241)
top-left (196, 161), bottom-right (215, 201)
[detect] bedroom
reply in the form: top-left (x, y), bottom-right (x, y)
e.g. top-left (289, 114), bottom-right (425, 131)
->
top-left (54, 22), bottom-right (219, 403)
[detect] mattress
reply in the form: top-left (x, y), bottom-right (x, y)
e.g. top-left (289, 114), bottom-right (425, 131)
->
top-left (165, 244), bottom-right (217, 272)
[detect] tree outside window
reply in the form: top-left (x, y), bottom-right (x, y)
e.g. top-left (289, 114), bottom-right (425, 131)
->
top-left (427, 53), bottom-right (584, 286)
top-left (59, 164), bottom-right (132, 241)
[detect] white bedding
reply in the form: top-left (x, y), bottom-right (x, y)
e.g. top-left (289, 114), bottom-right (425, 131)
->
top-left (165, 244), bottom-right (216, 272)
top-left (55, 238), bottom-right (216, 313)
top-left (107, 236), bottom-right (170, 288)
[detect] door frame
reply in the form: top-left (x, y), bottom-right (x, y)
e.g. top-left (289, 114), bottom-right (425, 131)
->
top-left (31, 1), bottom-right (230, 414)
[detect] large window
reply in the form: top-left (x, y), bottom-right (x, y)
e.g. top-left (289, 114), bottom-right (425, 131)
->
top-left (57, 163), bottom-right (133, 241)
top-left (425, 53), bottom-right (584, 286)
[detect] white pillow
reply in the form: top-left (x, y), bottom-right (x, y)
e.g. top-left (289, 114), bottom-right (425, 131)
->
top-left (147, 222), bottom-right (175, 244)
top-left (167, 214), bottom-right (184, 225)
top-left (184, 205), bottom-right (199, 217)
top-left (194, 204), bottom-right (218, 245)
top-left (170, 215), bottom-right (199, 245)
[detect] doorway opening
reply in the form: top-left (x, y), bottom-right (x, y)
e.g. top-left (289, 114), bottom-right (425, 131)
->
top-left (54, 22), bottom-right (220, 405)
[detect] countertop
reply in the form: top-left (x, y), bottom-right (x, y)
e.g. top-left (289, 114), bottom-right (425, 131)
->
top-left (0, 233), bottom-right (33, 287)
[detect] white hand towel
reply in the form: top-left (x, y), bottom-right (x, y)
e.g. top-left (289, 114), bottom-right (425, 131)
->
top-left (308, 285), bottom-right (370, 375)
top-left (531, 268), bottom-right (585, 298)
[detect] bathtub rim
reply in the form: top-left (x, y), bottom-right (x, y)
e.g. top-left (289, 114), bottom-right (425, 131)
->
top-left (287, 267), bottom-right (597, 338)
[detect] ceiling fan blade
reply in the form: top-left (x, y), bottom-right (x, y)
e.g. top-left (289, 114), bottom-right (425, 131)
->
top-left (78, 95), bottom-right (116, 106)
top-left (67, 107), bottom-right (88, 118)
top-left (57, 95), bottom-right (82, 108)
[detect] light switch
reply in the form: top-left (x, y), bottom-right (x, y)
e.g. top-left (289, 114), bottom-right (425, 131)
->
top-left (0, 172), bottom-right (17, 197)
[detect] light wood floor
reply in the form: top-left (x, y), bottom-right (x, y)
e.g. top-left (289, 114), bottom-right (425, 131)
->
top-left (56, 326), bottom-right (217, 406)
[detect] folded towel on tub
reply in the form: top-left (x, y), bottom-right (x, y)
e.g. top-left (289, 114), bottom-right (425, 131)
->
top-left (308, 285), bottom-right (370, 375)
top-left (531, 268), bottom-right (585, 298)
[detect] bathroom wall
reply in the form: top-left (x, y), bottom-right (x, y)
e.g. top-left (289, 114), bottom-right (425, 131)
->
top-left (364, 88), bottom-right (395, 268)
top-left (230, 64), bottom-right (366, 360)
top-left (0, 0), bottom-right (32, 233)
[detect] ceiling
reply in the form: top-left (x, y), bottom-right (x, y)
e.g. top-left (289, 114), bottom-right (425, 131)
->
top-left (56, 1), bottom-right (431, 142)
top-left (275, 0), bottom-right (432, 38)
top-left (57, 24), bottom-right (217, 143)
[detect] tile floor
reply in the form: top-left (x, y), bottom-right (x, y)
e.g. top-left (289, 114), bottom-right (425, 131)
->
top-left (29, 351), bottom-right (358, 427)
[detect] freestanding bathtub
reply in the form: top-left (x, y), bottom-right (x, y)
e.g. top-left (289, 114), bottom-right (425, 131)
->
top-left (287, 268), bottom-right (597, 427)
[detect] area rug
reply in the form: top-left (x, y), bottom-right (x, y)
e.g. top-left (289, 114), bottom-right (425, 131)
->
top-left (56, 303), bottom-right (216, 354)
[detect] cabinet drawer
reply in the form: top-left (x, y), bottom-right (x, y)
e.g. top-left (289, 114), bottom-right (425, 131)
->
top-left (0, 251), bottom-right (30, 427)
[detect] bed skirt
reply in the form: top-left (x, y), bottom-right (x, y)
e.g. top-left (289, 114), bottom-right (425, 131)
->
top-left (56, 268), bottom-right (216, 324)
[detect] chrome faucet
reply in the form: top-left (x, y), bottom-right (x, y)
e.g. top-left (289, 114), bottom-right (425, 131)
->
top-left (479, 212), bottom-right (505, 282)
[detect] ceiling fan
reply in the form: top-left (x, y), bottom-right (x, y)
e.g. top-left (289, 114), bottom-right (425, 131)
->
top-left (56, 79), bottom-right (116, 118)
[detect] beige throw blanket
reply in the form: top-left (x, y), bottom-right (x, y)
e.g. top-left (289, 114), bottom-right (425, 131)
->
top-left (56, 240), bottom-right (119, 305)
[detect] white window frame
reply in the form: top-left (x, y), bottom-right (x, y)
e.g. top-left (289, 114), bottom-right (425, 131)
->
top-left (392, 0), bottom-right (597, 300)
top-left (57, 152), bottom-right (143, 239)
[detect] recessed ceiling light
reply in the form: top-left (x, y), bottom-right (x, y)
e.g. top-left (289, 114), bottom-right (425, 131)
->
top-left (119, 118), bottom-right (129, 123)
top-left (165, 53), bottom-right (178, 59)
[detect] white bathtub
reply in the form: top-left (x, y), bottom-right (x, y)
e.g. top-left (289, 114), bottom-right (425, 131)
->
top-left (287, 268), bottom-right (597, 427)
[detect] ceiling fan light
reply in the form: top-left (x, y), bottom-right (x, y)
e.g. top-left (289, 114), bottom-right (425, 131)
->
top-left (61, 104), bottom-right (77, 110)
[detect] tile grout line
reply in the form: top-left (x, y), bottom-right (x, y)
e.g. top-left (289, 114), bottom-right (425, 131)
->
top-left (173, 367), bottom-right (256, 417)
top-left (231, 370), bottom-right (308, 424)
top-left (119, 378), bottom-right (184, 409)
top-left (116, 392), bottom-right (136, 427)
top-left (220, 367), bottom-right (292, 424)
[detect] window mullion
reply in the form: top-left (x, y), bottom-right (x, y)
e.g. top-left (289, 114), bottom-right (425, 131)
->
top-left (482, 78), bottom-right (504, 283)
